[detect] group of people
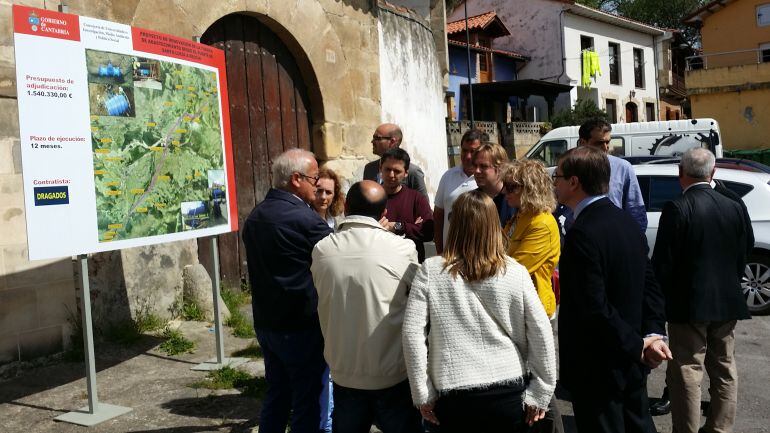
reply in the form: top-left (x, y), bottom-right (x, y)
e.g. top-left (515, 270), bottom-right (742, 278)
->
top-left (242, 119), bottom-right (752, 433)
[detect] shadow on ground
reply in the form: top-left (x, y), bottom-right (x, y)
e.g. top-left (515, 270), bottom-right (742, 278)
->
top-left (0, 335), bottom-right (163, 409)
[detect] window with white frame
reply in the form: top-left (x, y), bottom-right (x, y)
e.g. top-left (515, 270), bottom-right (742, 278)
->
top-left (758, 4), bottom-right (770, 26)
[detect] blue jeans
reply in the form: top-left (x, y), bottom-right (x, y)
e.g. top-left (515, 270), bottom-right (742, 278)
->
top-left (332, 380), bottom-right (422, 433)
top-left (256, 328), bottom-right (327, 433)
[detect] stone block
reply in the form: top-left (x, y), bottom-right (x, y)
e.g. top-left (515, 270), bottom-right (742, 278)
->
top-left (355, 96), bottom-right (381, 126)
top-left (0, 333), bottom-right (18, 364)
top-left (0, 206), bottom-right (26, 246)
top-left (132, 1), bottom-right (195, 40)
top-left (0, 174), bottom-right (24, 207)
top-left (18, 324), bottom-right (63, 361)
top-left (3, 245), bottom-right (73, 289)
top-left (108, 0), bottom-right (141, 25)
top-left (344, 123), bottom-right (378, 158)
top-left (314, 122), bottom-right (343, 161)
top-left (11, 138), bottom-right (21, 173)
top-left (0, 138), bottom-right (13, 174)
top-left (182, 263), bottom-right (230, 321)
top-left (0, 97), bottom-right (19, 138)
top-left (36, 280), bottom-right (76, 328)
top-left (177, 0), bottom-right (244, 35)
top-left (0, 286), bottom-right (38, 332)
top-left (0, 4), bottom-right (12, 47)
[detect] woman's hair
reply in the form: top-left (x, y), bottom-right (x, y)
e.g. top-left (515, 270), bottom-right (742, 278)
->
top-left (318, 167), bottom-right (345, 217)
top-left (501, 159), bottom-right (557, 215)
top-left (443, 190), bottom-right (508, 282)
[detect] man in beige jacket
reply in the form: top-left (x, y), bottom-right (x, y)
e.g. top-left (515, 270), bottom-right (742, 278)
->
top-left (311, 180), bottom-right (421, 433)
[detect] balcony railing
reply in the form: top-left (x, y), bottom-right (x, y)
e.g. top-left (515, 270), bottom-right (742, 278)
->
top-left (686, 48), bottom-right (770, 70)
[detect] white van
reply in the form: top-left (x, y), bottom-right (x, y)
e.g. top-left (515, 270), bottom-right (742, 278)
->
top-left (525, 118), bottom-right (723, 167)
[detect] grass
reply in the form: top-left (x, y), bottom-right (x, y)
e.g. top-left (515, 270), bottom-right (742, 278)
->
top-left (231, 341), bottom-right (263, 359)
top-left (158, 327), bottom-right (196, 355)
top-left (190, 366), bottom-right (268, 399)
top-left (63, 305), bottom-right (84, 361)
top-left (104, 310), bottom-right (165, 344)
top-left (221, 287), bottom-right (255, 338)
top-left (181, 301), bottom-right (206, 321)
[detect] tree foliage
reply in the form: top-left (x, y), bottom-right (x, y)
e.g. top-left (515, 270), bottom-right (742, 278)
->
top-left (550, 98), bottom-right (609, 129)
top-left (575, 0), bottom-right (709, 47)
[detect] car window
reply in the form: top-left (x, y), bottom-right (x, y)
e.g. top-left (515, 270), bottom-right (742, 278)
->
top-left (720, 180), bottom-right (753, 197)
top-left (647, 176), bottom-right (681, 212)
top-left (609, 137), bottom-right (625, 157)
top-left (532, 140), bottom-right (567, 166)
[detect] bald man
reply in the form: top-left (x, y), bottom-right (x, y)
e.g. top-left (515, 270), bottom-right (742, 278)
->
top-left (363, 123), bottom-right (428, 198)
top-left (312, 180), bottom-right (422, 433)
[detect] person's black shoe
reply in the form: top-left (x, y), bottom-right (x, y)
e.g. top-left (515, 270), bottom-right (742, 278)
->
top-left (649, 398), bottom-right (671, 416)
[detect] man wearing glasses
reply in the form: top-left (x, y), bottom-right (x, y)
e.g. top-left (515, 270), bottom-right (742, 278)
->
top-left (243, 148), bottom-right (334, 433)
top-left (363, 123), bottom-right (428, 199)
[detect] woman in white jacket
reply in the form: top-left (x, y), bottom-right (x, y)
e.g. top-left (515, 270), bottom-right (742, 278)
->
top-left (402, 189), bottom-right (556, 433)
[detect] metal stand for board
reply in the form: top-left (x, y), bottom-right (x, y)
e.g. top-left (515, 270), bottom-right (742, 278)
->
top-left (54, 255), bottom-right (132, 426)
top-left (192, 236), bottom-right (247, 371)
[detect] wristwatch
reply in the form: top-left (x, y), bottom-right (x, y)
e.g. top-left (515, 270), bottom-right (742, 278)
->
top-left (393, 221), bottom-right (404, 233)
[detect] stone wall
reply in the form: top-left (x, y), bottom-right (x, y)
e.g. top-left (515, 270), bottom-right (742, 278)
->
top-left (0, 0), bottom-right (447, 362)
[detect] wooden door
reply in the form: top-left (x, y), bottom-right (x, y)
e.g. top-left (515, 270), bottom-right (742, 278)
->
top-left (625, 102), bottom-right (638, 123)
top-left (199, 14), bottom-right (313, 287)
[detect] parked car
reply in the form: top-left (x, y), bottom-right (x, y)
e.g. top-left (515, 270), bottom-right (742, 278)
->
top-left (633, 164), bottom-right (770, 314)
top-left (626, 156), bottom-right (770, 174)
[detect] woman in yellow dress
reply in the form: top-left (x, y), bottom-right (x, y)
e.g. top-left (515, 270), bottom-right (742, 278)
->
top-left (502, 160), bottom-right (560, 319)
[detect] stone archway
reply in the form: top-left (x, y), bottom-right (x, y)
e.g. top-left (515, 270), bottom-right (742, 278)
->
top-left (198, 13), bottom-right (319, 285)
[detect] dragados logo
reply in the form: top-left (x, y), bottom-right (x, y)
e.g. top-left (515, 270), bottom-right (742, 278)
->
top-left (34, 186), bottom-right (70, 206)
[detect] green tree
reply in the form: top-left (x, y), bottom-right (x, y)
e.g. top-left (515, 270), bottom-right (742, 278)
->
top-left (550, 98), bottom-right (609, 129)
top-left (575, 0), bottom-right (709, 47)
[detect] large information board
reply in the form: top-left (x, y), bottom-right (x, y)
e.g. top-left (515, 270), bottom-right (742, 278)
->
top-left (13, 5), bottom-right (237, 260)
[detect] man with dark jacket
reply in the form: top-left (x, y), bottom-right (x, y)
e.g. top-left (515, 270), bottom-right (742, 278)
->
top-left (242, 148), bottom-right (333, 433)
top-left (652, 148), bottom-right (752, 433)
top-left (555, 146), bottom-right (670, 433)
top-left (363, 123), bottom-right (427, 198)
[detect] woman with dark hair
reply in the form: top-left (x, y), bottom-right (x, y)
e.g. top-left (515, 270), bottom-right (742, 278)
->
top-left (402, 190), bottom-right (556, 433)
top-left (313, 167), bottom-right (345, 229)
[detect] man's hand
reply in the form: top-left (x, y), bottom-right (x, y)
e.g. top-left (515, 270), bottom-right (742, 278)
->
top-left (643, 339), bottom-right (673, 369)
top-left (415, 216), bottom-right (423, 225)
top-left (525, 405), bottom-right (546, 426)
top-left (379, 216), bottom-right (396, 232)
top-left (641, 335), bottom-right (663, 362)
top-left (419, 402), bottom-right (439, 425)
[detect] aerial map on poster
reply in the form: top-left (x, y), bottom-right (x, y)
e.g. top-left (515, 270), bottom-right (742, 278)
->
top-left (13, 5), bottom-right (237, 260)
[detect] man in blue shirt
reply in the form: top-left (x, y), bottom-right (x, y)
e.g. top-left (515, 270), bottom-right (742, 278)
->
top-left (578, 118), bottom-right (648, 232)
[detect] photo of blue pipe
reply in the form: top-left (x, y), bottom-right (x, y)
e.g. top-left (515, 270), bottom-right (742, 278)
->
top-left (105, 92), bottom-right (131, 116)
top-left (98, 62), bottom-right (122, 78)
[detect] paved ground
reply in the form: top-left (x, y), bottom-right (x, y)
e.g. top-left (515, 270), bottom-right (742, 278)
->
top-left (1, 304), bottom-right (768, 432)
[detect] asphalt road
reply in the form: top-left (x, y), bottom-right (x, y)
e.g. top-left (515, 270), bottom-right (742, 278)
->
top-left (554, 314), bottom-right (770, 433)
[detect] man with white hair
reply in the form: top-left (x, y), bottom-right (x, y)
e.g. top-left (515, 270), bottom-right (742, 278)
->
top-left (243, 148), bottom-right (333, 433)
top-left (652, 147), bottom-right (752, 433)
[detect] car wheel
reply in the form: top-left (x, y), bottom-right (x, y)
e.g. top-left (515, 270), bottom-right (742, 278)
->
top-left (743, 253), bottom-right (770, 315)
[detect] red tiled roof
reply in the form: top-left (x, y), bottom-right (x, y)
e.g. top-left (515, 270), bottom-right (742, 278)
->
top-left (447, 11), bottom-right (500, 35)
top-left (448, 39), bottom-right (529, 61)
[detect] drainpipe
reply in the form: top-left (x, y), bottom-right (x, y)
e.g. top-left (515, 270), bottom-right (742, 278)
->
top-left (464, 1), bottom-right (475, 127)
top-left (556, 8), bottom-right (567, 84)
top-left (653, 33), bottom-right (661, 121)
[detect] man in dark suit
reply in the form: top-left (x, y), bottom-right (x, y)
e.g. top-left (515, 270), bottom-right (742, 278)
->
top-left (652, 148), bottom-right (752, 433)
top-left (555, 146), bottom-right (671, 433)
top-left (243, 148), bottom-right (333, 433)
top-left (363, 123), bottom-right (427, 198)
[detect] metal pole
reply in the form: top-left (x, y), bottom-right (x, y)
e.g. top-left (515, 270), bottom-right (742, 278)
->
top-left (464, 1), bottom-right (475, 128)
top-left (210, 237), bottom-right (225, 363)
top-left (79, 254), bottom-right (99, 413)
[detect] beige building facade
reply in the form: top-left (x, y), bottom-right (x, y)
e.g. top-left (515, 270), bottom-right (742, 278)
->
top-left (0, 0), bottom-right (448, 364)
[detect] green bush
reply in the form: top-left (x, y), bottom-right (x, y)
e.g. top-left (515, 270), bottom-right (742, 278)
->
top-left (181, 301), bottom-right (206, 321)
top-left (550, 98), bottom-right (609, 129)
top-left (158, 327), bottom-right (196, 355)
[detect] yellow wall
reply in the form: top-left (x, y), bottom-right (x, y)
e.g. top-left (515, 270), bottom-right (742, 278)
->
top-left (690, 88), bottom-right (770, 150)
top-left (701, 0), bottom-right (770, 67)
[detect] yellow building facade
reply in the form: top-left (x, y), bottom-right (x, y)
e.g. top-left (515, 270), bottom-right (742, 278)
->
top-left (684, 0), bottom-right (770, 149)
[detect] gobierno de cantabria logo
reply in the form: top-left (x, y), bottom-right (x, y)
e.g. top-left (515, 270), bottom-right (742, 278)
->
top-left (28, 11), bottom-right (40, 32)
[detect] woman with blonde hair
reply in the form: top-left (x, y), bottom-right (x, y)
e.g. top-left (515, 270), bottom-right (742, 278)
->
top-left (312, 167), bottom-right (345, 229)
top-left (402, 189), bottom-right (556, 433)
top-left (502, 159), bottom-right (560, 319)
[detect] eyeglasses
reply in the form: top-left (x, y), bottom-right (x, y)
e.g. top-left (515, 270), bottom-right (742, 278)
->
top-left (372, 135), bottom-right (391, 142)
top-left (504, 183), bottom-right (522, 193)
top-left (552, 172), bottom-right (568, 182)
top-left (298, 173), bottom-right (320, 186)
